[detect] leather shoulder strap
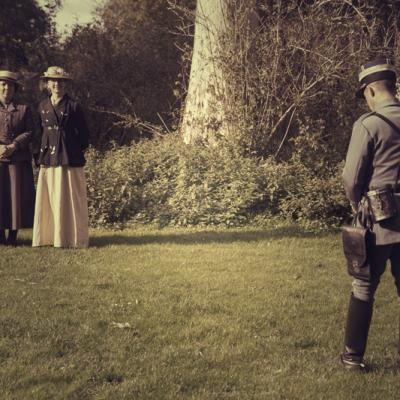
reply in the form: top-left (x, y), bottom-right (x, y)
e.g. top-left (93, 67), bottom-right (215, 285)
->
top-left (370, 111), bottom-right (400, 187)
top-left (369, 112), bottom-right (400, 135)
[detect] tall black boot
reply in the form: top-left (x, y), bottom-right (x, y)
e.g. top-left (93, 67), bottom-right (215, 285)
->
top-left (341, 294), bottom-right (374, 371)
top-left (0, 230), bottom-right (5, 245)
top-left (7, 229), bottom-right (18, 246)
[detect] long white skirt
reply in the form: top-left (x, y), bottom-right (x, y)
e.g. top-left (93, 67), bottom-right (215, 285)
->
top-left (32, 166), bottom-right (89, 248)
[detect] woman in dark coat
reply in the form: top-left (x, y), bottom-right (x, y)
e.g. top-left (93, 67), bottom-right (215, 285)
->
top-left (0, 70), bottom-right (35, 245)
top-left (32, 66), bottom-right (89, 248)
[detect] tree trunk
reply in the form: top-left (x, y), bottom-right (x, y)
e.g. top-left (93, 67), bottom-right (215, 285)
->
top-left (181, 0), bottom-right (256, 145)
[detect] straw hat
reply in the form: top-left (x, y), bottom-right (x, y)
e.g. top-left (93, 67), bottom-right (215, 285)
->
top-left (0, 70), bottom-right (21, 85)
top-left (41, 66), bottom-right (72, 80)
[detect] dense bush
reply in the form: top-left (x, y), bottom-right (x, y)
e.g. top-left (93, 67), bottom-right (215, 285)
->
top-left (86, 135), bottom-right (265, 227)
top-left (262, 157), bottom-right (349, 229)
top-left (164, 143), bottom-right (266, 226)
top-left (85, 135), bottom-right (349, 229)
top-left (85, 136), bottom-right (178, 226)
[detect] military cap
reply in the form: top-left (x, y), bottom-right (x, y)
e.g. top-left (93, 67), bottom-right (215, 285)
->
top-left (0, 70), bottom-right (21, 85)
top-left (41, 66), bottom-right (72, 80)
top-left (356, 57), bottom-right (397, 98)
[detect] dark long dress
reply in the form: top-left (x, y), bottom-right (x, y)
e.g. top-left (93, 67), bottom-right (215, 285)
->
top-left (0, 102), bottom-right (35, 229)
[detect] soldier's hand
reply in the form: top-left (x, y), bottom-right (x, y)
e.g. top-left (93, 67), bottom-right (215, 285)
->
top-left (351, 203), bottom-right (358, 214)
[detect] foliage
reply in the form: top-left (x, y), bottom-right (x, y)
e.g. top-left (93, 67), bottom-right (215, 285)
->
top-left (161, 0), bottom-right (400, 185)
top-left (162, 142), bottom-right (265, 226)
top-left (0, 0), bottom-right (58, 71)
top-left (85, 136), bottom-right (179, 227)
top-left (85, 135), bottom-right (349, 229)
top-left (61, 0), bottom-right (193, 146)
top-left (86, 135), bottom-right (266, 227)
top-left (0, 0), bottom-right (62, 112)
top-left (264, 157), bottom-right (349, 229)
top-left (216, 0), bottom-right (400, 160)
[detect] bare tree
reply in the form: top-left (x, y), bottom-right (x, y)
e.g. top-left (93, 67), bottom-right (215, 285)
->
top-left (176, 0), bottom-right (400, 158)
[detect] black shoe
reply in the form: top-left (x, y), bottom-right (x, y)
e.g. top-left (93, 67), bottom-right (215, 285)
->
top-left (0, 230), bottom-right (5, 245)
top-left (6, 230), bottom-right (18, 246)
top-left (339, 353), bottom-right (368, 372)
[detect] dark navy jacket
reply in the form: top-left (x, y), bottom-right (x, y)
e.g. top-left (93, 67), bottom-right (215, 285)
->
top-left (0, 102), bottom-right (34, 163)
top-left (37, 95), bottom-right (89, 167)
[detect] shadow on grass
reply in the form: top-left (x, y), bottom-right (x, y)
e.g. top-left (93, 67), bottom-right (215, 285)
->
top-left (10, 238), bottom-right (32, 247)
top-left (90, 226), bottom-right (335, 248)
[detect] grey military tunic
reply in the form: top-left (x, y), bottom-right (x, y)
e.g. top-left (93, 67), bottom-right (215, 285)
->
top-left (343, 98), bottom-right (400, 245)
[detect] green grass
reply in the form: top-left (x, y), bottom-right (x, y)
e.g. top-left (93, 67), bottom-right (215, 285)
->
top-left (1, 226), bottom-right (400, 399)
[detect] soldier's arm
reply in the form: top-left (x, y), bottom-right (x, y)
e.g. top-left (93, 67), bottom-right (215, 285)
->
top-left (342, 119), bottom-right (374, 208)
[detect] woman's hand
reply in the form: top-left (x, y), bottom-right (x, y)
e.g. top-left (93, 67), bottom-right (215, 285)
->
top-left (0, 144), bottom-right (8, 158)
top-left (5, 143), bottom-right (17, 156)
top-left (0, 143), bottom-right (17, 159)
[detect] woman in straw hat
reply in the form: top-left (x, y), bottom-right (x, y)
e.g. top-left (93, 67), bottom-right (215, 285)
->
top-left (32, 66), bottom-right (89, 248)
top-left (0, 70), bottom-right (35, 245)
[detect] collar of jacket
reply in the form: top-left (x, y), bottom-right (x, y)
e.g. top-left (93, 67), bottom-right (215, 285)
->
top-left (48, 94), bottom-right (69, 110)
top-left (374, 98), bottom-right (400, 111)
top-left (0, 101), bottom-right (17, 112)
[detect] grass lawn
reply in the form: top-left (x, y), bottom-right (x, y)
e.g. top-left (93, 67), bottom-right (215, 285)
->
top-left (1, 226), bottom-right (400, 399)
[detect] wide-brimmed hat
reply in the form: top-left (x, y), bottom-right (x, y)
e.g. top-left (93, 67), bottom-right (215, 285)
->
top-left (356, 57), bottom-right (397, 99)
top-left (41, 66), bottom-right (72, 80)
top-left (0, 70), bottom-right (21, 85)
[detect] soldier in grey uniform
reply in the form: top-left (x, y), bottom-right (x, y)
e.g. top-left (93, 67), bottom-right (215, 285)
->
top-left (341, 57), bottom-right (400, 371)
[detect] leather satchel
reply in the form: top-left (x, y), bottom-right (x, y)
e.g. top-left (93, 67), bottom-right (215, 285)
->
top-left (341, 214), bottom-right (372, 281)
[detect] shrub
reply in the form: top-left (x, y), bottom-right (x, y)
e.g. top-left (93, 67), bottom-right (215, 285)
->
top-left (86, 135), bottom-right (267, 227)
top-left (270, 157), bottom-right (349, 229)
top-left (85, 136), bottom-right (179, 227)
top-left (163, 143), bottom-right (265, 226)
top-left (85, 135), bottom-right (350, 229)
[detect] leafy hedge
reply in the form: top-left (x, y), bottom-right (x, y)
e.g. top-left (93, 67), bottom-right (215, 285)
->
top-left (85, 134), bottom-right (349, 229)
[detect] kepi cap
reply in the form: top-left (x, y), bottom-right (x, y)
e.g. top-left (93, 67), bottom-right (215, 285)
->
top-left (41, 66), bottom-right (72, 80)
top-left (356, 57), bottom-right (396, 98)
top-left (0, 70), bottom-right (21, 85)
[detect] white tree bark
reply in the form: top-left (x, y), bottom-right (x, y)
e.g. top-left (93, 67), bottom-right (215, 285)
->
top-left (181, 0), bottom-right (229, 144)
top-left (181, 0), bottom-right (257, 145)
